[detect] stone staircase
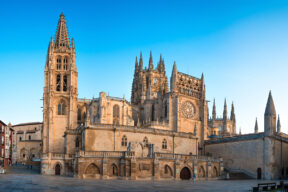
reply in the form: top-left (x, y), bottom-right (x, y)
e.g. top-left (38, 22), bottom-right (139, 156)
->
top-left (224, 168), bottom-right (255, 180)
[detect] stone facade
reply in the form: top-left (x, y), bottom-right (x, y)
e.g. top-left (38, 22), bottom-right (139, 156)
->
top-left (0, 121), bottom-right (13, 167)
top-left (12, 122), bottom-right (42, 164)
top-left (41, 13), bottom-right (223, 180)
top-left (205, 92), bottom-right (287, 180)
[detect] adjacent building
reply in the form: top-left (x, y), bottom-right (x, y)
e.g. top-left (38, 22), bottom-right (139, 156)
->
top-left (12, 122), bottom-right (42, 164)
top-left (0, 121), bottom-right (13, 167)
top-left (205, 92), bottom-right (287, 180)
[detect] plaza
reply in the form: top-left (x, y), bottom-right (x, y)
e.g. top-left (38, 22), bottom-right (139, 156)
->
top-left (0, 166), bottom-right (280, 192)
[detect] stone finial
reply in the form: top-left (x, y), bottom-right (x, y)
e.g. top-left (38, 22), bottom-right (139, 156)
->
top-left (265, 91), bottom-right (276, 116)
top-left (170, 62), bottom-right (177, 93)
top-left (277, 115), bottom-right (281, 133)
top-left (148, 51), bottom-right (153, 71)
top-left (254, 118), bottom-right (258, 133)
top-left (223, 98), bottom-right (227, 119)
top-left (139, 52), bottom-right (143, 71)
top-left (212, 98), bottom-right (216, 120)
top-left (264, 91), bottom-right (277, 136)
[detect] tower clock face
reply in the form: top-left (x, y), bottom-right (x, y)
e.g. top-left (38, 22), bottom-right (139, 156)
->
top-left (181, 101), bottom-right (195, 119)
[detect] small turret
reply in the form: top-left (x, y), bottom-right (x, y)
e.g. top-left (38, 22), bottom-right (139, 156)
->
top-left (134, 56), bottom-right (139, 74)
top-left (148, 51), bottom-right (153, 71)
top-left (230, 102), bottom-right (235, 121)
top-left (170, 62), bottom-right (177, 93)
top-left (254, 118), bottom-right (259, 133)
top-left (139, 52), bottom-right (143, 71)
top-left (212, 99), bottom-right (216, 120)
top-left (264, 91), bottom-right (276, 136)
top-left (277, 115), bottom-right (281, 133)
top-left (223, 99), bottom-right (227, 120)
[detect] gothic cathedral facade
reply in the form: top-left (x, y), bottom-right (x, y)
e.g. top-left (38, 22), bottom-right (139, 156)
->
top-left (41, 14), bottom-right (224, 180)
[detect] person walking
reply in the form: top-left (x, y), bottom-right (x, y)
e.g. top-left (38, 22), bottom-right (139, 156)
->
top-left (193, 173), bottom-right (196, 183)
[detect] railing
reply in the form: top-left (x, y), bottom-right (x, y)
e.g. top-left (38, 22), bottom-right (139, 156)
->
top-left (154, 152), bottom-right (197, 160)
top-left (78, 98), bottom-right (92, 102)
top-left (198, 155), bottom-right (222, 162)
top-left (52, 153), bottom-right (65, 159)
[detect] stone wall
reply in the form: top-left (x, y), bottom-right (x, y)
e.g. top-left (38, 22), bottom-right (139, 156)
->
top-left (205, 134), bottom-right (264, 178)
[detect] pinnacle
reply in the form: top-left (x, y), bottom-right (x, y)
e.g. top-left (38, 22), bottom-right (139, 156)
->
top-left (265, 91), bottom-right (276, 115)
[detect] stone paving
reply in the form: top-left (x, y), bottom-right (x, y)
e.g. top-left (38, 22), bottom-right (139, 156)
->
top-left (0, 173), bottom-right (283, 192)
top-left (0, 166), bottom-right (283, 192)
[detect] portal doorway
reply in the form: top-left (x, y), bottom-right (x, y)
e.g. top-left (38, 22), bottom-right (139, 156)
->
top-left (180, 167), bottom-right (191, 180)
top-left (257, 168), bottom-right (261, 179)
top-left (55, 164), bottom-right (61, 175)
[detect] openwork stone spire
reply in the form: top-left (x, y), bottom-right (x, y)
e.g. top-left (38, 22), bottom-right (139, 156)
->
top-left (54, 13), bottom-right (70, 48)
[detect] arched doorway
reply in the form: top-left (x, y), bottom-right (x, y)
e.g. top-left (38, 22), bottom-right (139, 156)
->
top-left (85, 163), bottom-right (100, 178)
top-left (111, 164), bottom-right (118, 176)
top-left (180, 167), bottom-right (191, 180)
top-left (212, 166), bottom-right (218, 177)
top-left (257, 168), bottom-right (262, 179)
top-left (198, 166), bottom-right (205, 178)
top-left (55, 164), bottom-right (61, 175)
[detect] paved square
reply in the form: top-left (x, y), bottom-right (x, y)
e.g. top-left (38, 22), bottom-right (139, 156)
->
top-left (0, 172), bottom-right (283, 192)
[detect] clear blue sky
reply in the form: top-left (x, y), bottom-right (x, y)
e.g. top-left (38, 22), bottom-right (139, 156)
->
top-left (0, 0), bottom-right (287, 134)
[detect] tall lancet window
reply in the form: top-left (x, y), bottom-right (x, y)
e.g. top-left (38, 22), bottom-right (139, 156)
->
top-left (56, 75), bottom-right (61, 91)
top-left (63, 57), bottom-right (68, 70)
top-left (58, 100), bottom-right (66, 115)
top-left (63, 75), bottom-right (67, 92)
top-left (113, 105), bottom-right (120, 125)
top-left (56, 58), bottom-right (61, 70)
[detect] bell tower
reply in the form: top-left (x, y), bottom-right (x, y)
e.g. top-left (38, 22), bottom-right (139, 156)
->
top-left (43, 13), bottom-right (78, 155)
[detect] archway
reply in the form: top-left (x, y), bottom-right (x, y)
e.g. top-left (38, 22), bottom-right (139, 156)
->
top-left (180, 167), bottom-right (191, 180)
top-left (111, 164), bottom-right (118, 176)
top-left (257, 168), bottom-right (262, 179)
top-left (164, 165), bottom-right (173, 177)
top-left (212, 166), bottom-right (218, 177)
top-left (85, 163), bottom-right (100, 177)
top-left (198, 166), bottom-right (205, 178)
top-left (55, 164), bottom-right (61, 175)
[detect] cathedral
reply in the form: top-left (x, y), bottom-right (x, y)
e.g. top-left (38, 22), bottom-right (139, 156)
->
top-left (41, 13), bottom-right (226, 180)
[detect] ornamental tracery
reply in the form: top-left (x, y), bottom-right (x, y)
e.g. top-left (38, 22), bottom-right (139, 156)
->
top-left (181, 101), bottom-right (196, 119)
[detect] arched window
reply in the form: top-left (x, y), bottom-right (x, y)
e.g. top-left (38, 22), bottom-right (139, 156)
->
top-left (151, 104), bottom-right (155, 121)
top-left (56, 74), bottom-right (61, 91)
top-left (63, 75), bottom-right (67, 92)
top-left (19, 137), bottom-right (22, 141)
top-left (75, 137), bottom-right (79, 148)
top-left (164, 102), bottom-right (168, 118)
top-left (28, 135), bottom-right (31, 140)
top-left (143, 137), bottom-right (148, 147)
top-left (113, 105), bottom-right (120, 125)
top-left (63, 57), bottom-right (68, 70)
top-left (121, 135), bottom-right (127, 147)
top-left (56, 58), bottom-right (61, 70)
top-left (162, 139), bottom-right (167, 149)
top-left (61, 102), bottom-right (66, 115)
top-left (77, 108), bottom-right (81, 121)
top-left (58, 100), bottom-right (66, 115)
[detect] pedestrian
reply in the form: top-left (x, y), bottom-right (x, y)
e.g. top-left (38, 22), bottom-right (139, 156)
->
top-left (193, 173), bottom-right (196, 183)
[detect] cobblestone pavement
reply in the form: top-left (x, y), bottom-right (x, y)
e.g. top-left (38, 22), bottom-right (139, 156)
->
top-left (0, 173), bottom-right (283, 192)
